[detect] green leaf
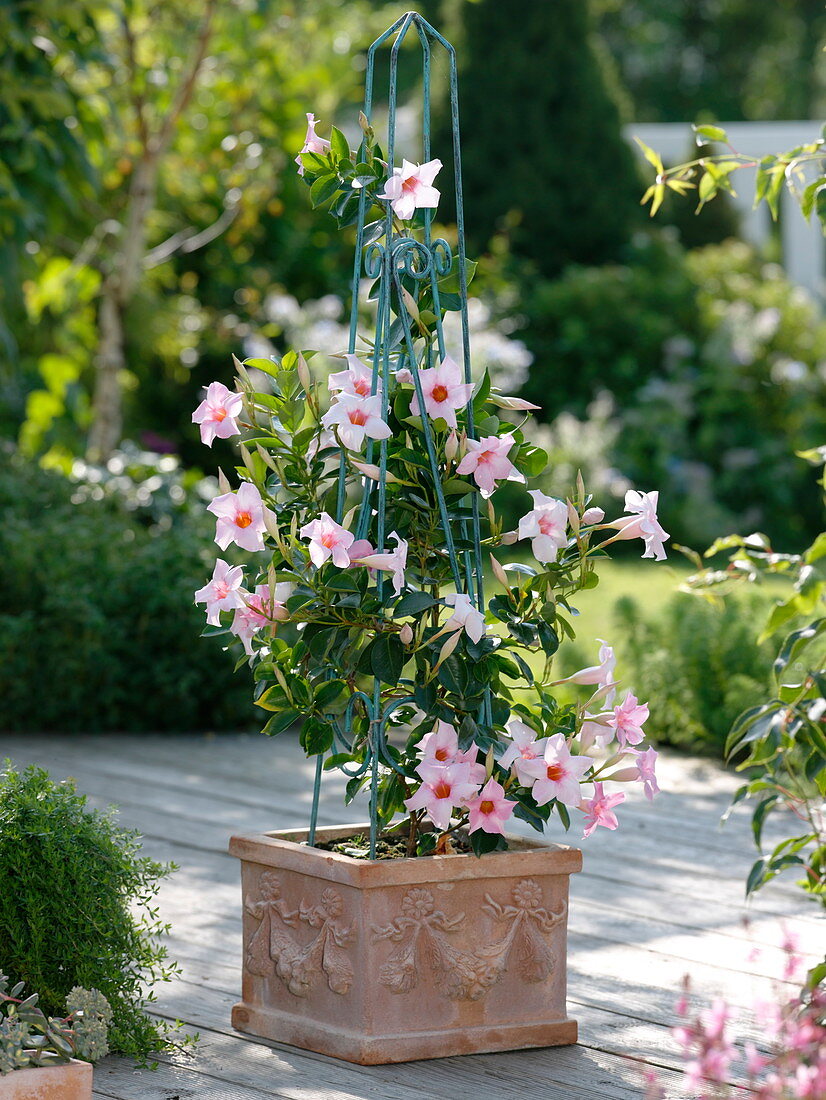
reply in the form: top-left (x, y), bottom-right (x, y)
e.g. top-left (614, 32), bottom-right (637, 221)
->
top-left (370, 634), bottom-right (406, 684)
top-left (773, 619), bottom-right (826, 685)
top-left (310, 174), bottom-right (340, 208)
top-left (633, 136), bottom-right (663, 174)
top-left (393, 591), bottom-right (437, 617)
top-left (329, 126), bottom-right (350, 161)
top-left (745, 857), bottom-right (768, 896)
top-left (516, 443), bottom-right (548, 478)
top-left (314, 679), bottom-right (348, 709)
top-left (437, 256), bottom-right (478, 294)
top-left (262, 709), bottom-right (301, 736)
top-left (693, 123), bottom-right (728, 145)
top-left (441, 478), bottom-right (476, 495)
top-left (300, 717), bottom-right (334, 756)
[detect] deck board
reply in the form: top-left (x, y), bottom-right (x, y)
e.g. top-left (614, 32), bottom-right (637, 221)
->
top-left (0, 732), bottom-right (819, 1100)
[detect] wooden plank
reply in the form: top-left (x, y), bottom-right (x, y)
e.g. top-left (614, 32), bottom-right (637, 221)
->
top-left (0, 736), bottom-right (809, 922)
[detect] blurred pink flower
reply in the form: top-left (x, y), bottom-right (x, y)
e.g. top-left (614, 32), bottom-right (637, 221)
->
top-left (295, 112), bottom-right (330, 176)
top-left (192, 381), bottom-right (243, 446)
top-left (633, 745), bottom-right (660, 800)
top-left (321, 392), bottom-right (392, 451)
top-left (580, 782), bottom-right (625, 837)
top-left (300, 512), bottom-right (355, 568)
top-left (194, 558), bottom-right (245, 625)
top-left (607, 691), bottom-right (650, 748)
top-left (208, 482), bottom-right (273, 552)
top-left (456, 433), bottom-right (524, 498)
top-left (567, 639), bottom-right (617, 705)
top-left (409, 354), bottom-right (473, 429)
top-left (517, 490), bottom-right (569, 563)
top-left (379, 158), bottom-right (442, 220)
top-left (465, 778), bottom-right (516, 835)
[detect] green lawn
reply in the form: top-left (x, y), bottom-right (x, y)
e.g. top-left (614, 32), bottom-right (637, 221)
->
top-left (488, 558), bottom-right (692, 687)
top-left (561, 558), bottom-right (691, 645)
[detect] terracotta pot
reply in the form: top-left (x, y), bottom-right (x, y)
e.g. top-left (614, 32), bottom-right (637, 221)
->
top-left (229, 824), bottom-right (582, 1064)
top-left (0, 1059), bottom-right (92, 1100)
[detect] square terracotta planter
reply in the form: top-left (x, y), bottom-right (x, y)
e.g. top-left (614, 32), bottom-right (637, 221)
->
top-left (229, 824), bottom-right (582, 1064)
top-left (0, 1059), bottom-right (92, 1100)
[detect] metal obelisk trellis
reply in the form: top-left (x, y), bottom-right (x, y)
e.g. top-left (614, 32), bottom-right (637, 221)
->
top-left (307, 12), bottom-right (489, 857)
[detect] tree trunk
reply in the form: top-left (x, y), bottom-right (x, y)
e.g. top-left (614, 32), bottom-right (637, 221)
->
top-left (87, 283), bottom-right (127, 462)
top-left (86, 156), bottom-right (158, 462)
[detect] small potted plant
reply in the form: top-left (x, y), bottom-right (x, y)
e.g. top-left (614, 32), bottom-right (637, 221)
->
top-left (193, 12), bottom-right (668, 1064)
top-left (0, 977), bottom-right (111, 1099)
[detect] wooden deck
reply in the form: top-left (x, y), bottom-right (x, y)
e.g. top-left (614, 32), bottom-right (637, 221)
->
top-left (1, 732), bottom-right (821, 1100)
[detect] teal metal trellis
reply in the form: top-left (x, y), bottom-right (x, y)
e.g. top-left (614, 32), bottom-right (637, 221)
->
top-left (308, 12), bottom-right (489, 857)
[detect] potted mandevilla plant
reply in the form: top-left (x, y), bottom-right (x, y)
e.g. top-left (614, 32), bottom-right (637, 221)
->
top-left (193, 12), bottom-right (668, 1065)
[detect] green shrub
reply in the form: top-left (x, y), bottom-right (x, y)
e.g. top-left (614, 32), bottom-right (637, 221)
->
top-left (0, 453), bottom-right (256, 732)
top-left (514, 232), bottom-right (700, 416)
top-left (618, 242), bottom-right (826, 549)
top-left (0, 763), bottom-right (185, 1061)
top-left (614, 591), bottom-right (775, 757)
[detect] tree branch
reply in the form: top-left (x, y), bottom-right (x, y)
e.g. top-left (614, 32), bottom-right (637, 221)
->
top-left (143, 198), bottom-right (240, 269)
top-left (151, 0), bottom-right (217, 158)
top-left (121, 5), bottom-right (149, 149)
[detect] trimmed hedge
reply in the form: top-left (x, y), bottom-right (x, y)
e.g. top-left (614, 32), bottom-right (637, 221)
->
top-left (0, 457), bottom-right (255, 732)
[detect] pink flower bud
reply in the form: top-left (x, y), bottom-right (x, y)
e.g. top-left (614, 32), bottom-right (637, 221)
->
top-left (582, 506), bottom-right (605, 525)
top-left (500, 530), bottom-right (519, 545)
top-left (489, 554), bottom-right (509, 588)
top-left (297, 353), bottom-right (312, 393)
top-left (399, 623), bottom-right (414, 645)
top-left (444, 429), bottom-right (459, 462)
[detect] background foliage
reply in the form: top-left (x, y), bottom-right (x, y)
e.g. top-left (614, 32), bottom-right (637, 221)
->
top-left (2, 0), bottom-right (826, 741)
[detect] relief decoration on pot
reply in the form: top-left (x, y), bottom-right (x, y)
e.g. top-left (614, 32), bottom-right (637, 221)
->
top-left (245, 871), bottom-right (354, 997)
top-left (371, 878), bottom-right (566, 1000)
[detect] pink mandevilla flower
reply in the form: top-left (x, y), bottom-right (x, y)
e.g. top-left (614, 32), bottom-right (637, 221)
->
top-left (378, 158), bottom-right (442, 220)
top-left (524, 733), bottom-right (591, 807)
top-left (295, 112), bottom-right (330, 176)
top-left (499, 719), bottom-right (549, 787)
top-left (230, 583), bottom-right (291, 656)
top-left (443, 592), bottom-right (487, 643)
top-left (321, 392), bottom-right (392, 451)
top-left (350, 533), bottom-right (408, 596)
top-left (610, 489), bottom-right (670, 561)
top-left (607, 691), bottom-right (650, 748)
top-left (417, 720), bottom-right (459, 767)
top-left (300, 512), bottom-right (355, 568)
top-left (208, 482), bottom-right (273, 553)
top-left (567, 639), bottom-right (618, 706)
top-left (403, 762), bottom-right (479, 832)
top-left (192, 381), bottom-right (243, 447)
top-left (328, 354), bottom-right (379, 398)
top-left (456, 433), bottom-right (525, 498)
top-left (465, 778), bottom-right (517, 835)
top-left (634, 746), bottom-right (660, 800)
top-left (409, 354), bottom-right (473, 429)
top-left (580, 782), bottom-right (625, 838)
top-left (194, 558), bottom-right (245, 625)
top-left (517, 490), bottom-right (569, 564)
